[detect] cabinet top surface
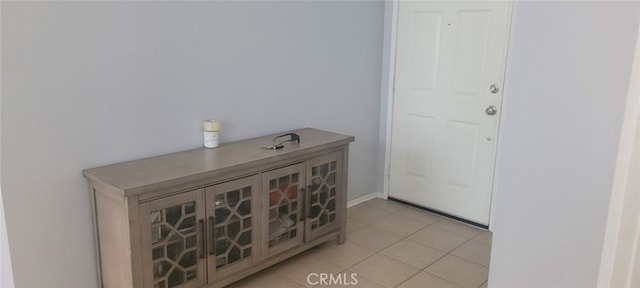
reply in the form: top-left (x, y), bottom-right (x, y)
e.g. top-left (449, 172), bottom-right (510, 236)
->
top-left (83, 128), bottom-right (353, 195)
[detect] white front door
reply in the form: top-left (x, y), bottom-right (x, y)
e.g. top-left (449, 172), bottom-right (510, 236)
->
top-left (389, 1), bottom-right (512, 225)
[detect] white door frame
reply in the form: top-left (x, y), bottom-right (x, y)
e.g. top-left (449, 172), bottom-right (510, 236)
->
top-left (380, 0), bottom-right (398, 200)
top-left (381, 0), bottom-right (513, 230)
top-left (597, 18), bottom-right (640, 288)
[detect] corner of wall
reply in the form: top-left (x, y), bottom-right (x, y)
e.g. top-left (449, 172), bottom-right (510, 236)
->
top-left (347, 192), bottom-right (384, 208)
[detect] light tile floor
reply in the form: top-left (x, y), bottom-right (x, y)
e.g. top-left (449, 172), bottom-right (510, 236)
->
top-left (229, 198), bottom-right (492, 288)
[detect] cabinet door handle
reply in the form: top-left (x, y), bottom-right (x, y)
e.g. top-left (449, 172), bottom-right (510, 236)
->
top-left (199, 219), bottom-right (206, 259)
top-left (299, 188), bottom-right (305, 222)
top-left (209, 216), bottom-right (216, 256)
top-left (306, 185), bottom-right (315, 219)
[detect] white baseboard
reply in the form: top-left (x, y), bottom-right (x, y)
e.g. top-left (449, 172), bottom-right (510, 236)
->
top-left (347, 192), bottom-right (384, 208)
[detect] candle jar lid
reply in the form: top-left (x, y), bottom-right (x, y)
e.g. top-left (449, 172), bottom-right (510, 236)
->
top-left (203, 120), bottom-right (222, 132)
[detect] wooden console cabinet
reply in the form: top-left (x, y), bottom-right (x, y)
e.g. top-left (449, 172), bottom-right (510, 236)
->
top-left (84, 128), bottom-right (354, 288)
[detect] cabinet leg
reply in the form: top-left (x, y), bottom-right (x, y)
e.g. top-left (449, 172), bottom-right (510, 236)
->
top-left (337, 226), bottom-right (347, 244)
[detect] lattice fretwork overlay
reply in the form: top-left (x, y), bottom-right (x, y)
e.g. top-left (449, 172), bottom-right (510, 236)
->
top-left (150, 202), bottom-right (198, 288)
top-left (213, 186), bottom-right (253, 269)
top-left (309, 161), bottom-right (337, 230)
top-left (268, 173), bottom-right (300, 247)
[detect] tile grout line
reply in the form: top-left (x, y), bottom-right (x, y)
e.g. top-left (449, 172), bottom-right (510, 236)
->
top-left (450, 239), bottom-right (492, 268)
top-left (344, 201), bottom-right (490, 288)
top-left (422, 271), bottom-right (467, 288)
top-left (341, 213), bottom-right (428, 288)
top-left (393, 207), bottom-right (487, 287)
top-left (387, 202), bottom-right (485, 239)
top-left (390, 268), bottom-right (425, 288)
top-left (422, 253), bottom-right (490, 288)
top-left (342, 222), bottom-right (406, 267)
top-left (344, 218), bottom-right (449, 287)
top-left (353, 201), bottom-right (488, 239)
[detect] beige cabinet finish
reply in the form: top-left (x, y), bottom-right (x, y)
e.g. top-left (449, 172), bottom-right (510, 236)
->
top-left (84, 128), bottom-right (354, 288)
top-left (138, 189), bottom-right (206, 288)
top-left (304, 152), bottom-right (344, 242)
top-left (261, 163), bottom-right (305, 258)
top-left (205, 176), bottom-right (261, 284)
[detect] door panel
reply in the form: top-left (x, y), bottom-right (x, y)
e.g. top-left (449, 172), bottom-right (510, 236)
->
top-left (445, 120), bottom-right (478, 188)
top-left (453, 11), bottom-right (491, 94)
top-left (261, 164), bottom-right (305, 258)
top-left (139, 190), bottom-right (206, 288)
top-left (411, 11), bottom-right (442, 90)
top-left (390, 1), bottom-right (512, 225)
top-left (205, 176), bottom-right (260, 282)
top-left (406, 115), bottom-right (435, 179)
top-left (305, 152), bottom-right (343, 241)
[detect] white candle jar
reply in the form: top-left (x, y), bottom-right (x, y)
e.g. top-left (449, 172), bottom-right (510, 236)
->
top-left (202, 120), bottom-right (222, 148)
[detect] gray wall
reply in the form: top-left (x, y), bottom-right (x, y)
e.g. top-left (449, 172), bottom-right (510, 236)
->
top-left (1, 1), bottom-right (384, 287)
top-left (489, 1), bottom-right (639, 287)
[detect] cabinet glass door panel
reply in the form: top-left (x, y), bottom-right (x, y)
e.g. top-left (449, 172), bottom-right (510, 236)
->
top-left (262, 163), bottom-right (305, 258)
top-left (140, 190), bottom-right (205, 288)
top-left (306, 153), bottom-right (342, 240)
top-left (206, 175), bottom-right (259, 282)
